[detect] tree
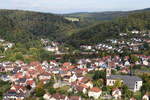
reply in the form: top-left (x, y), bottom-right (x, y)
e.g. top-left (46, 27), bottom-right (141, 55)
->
top-left (35, 88), bottom-right (45, 97)
top-left (143, 42), bottom-right (149, 50)
top-left (15, 52), bottom-right (24, 60)
top-left (93, 79), bottom-right (104, 88)
top-left (122, 85), bottom-right (133, 99)
top-left (48, 87), bottom-right (56, 94)
top-left (130, 55), bottom-right (139, 63)
top-left (39, 49), bottom-right (52, 61)
top-left (113, 79), bottom-right (122, 88)
top-left (93, 70), bottom-right (106, 80)
top-left (141, 83), bottom-right (150, 95)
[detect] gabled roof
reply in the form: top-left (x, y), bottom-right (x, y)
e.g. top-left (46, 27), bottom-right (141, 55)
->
top-left (69, 96), bottom-right (80, 100)
top-left (90, 87), bottom-right (101, 92)
top-left (63, 62), bottom-right (72, 67)
top-left (52, 93), bottom-right (66, 99)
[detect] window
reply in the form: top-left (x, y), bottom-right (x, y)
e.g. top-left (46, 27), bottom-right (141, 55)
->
top-left (136, 84), bottom-right (138, 89)
top-left (113, 81), bottom-right (115, 84)
top-left (135, 82), bottom-right (138, 89)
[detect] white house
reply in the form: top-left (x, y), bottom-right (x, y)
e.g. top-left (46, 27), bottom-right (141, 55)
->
top-left (124, 61), bottom-right (130, 66)
top-left (142, 94), bottom-right (150, 100)
top-left (131, 30), bottom-right (140, 34)
top-left (44, 46), bottom-right (58, 52)
top-left (88, 87), bottom-right (102, 99)
top-left (143, 60), bottom-right (149, 66)
top-left (43, 93), bottom-right (51, 100)
top-left (69, 74), bottom-right (77, 83)
top-left (85, 81), bottom-right (93, 88)
top-left (112, 88), bottom-right (122, 99)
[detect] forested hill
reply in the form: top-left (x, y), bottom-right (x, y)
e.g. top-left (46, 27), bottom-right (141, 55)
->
top-left (68, 11), bottom-right (150, 47)
top-left (64, 8), bottom-right (150, 24)
top-left (0, 9), bottom-right (150, 48)
top-left (65, 11), bottom-right (128, 21)
top-left (0, 9), bottom-right (76, 48)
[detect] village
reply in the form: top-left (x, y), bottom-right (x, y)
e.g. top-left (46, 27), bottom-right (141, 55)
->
top-left (0, 30), bottom-right (150, 100)
top-left (0, 53), bottom-right (150, 100)
top-left (80, 30), bottom-right (150, 54)
top-left (0, 0), bottom-right (150, 99)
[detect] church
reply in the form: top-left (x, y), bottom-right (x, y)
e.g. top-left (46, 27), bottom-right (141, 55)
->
top-left (106, 68), bottom-right (143, 92)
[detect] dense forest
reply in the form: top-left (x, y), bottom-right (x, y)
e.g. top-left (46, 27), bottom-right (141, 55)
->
top-left (0, 10), bottom-right (76, 48)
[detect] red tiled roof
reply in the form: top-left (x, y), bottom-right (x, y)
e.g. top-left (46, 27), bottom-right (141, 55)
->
top-left (26, 80), bottom-right (34, 85)
top-left (63, 62), bottom-right (71, 67)
top-left (61, 67), bottom-right (69, 71)
top-left (80, 68), bottom-right (88, 72)
top-left (90, 87), bottom-right (101, 92)
top-left (15, 73), bottom-right (23, 79)
top-left (52, 93), bottom-right (66, 99)
top-left (69, 96), bottom-right (80, 100)
top-left (68, 65), bottom-right (76, 69)
top-left (80, 77), bottom-right (91, 83)
top-left (49, 60), bottom-right (57, 63)
top-left (79, 84), bottom-right (88, 88)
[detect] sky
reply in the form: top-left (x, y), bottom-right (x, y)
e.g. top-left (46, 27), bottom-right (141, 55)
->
top-left (0, 0), bottom-right (150, 14)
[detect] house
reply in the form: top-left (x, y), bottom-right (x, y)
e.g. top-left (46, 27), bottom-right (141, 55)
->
top-left (60, 71), bottom-right (72, 77)
top-left (88, 87), bottom-right (102, 99)
top-left (38, 73), bottom-right (51, 81)
top-left (3, 90), bottom-right (25, 100)
top-left (0, 38), bottom-right (5, 42)
top-left (5, 66), bottom-right (14, 72)
top-left (52, 68), bottom-right (60, 74)
top-left (85, 81), bottom-right (93, 88)
top-left (0, 74), bottom-right (10, 81)
top-left (131, 30), bottom-right (140, 34)
top-left (69, 74), bottom-right (78, 83)
top-left (26, 79), bottom-right (36, 88)
top-left (69, 96), bottom-right (82, 100)
top-left (120, 33), bottom-right (127, 36)
top-left (16, 78), bottom-right (27, 86)
top-left (106, 68), bottom-right (142, 92)
top-left (80, 45), bottom-right (92, 50)
top-left (75, 85), bottom-right (87, 94)
top-left (112, 88), bottom-right (122, 99)
top-left (49, 60), bottom-right (58, 67)
top-left (0, 66), bottom-right (5, 72)
top-left (10, 85), bottom-right (27, 94)
top-left (124, 61), bottom-right (130, 66)
top-left (142, 93), bottom-right (150, 100)
top-left (63, 62), bottom-right (72, 67)
top-left (119, 68), bottom-right (129, 74)
top-left (44, 46), bottom-right (58, 52)
top-left (50, 93), bottom-right (68, 100)
top-left (143, 60), bottom-right (149, 66)
top-left (43, 93), bottom-right (51, 100)
top-left (53, 80), bottom-right (69, 88)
